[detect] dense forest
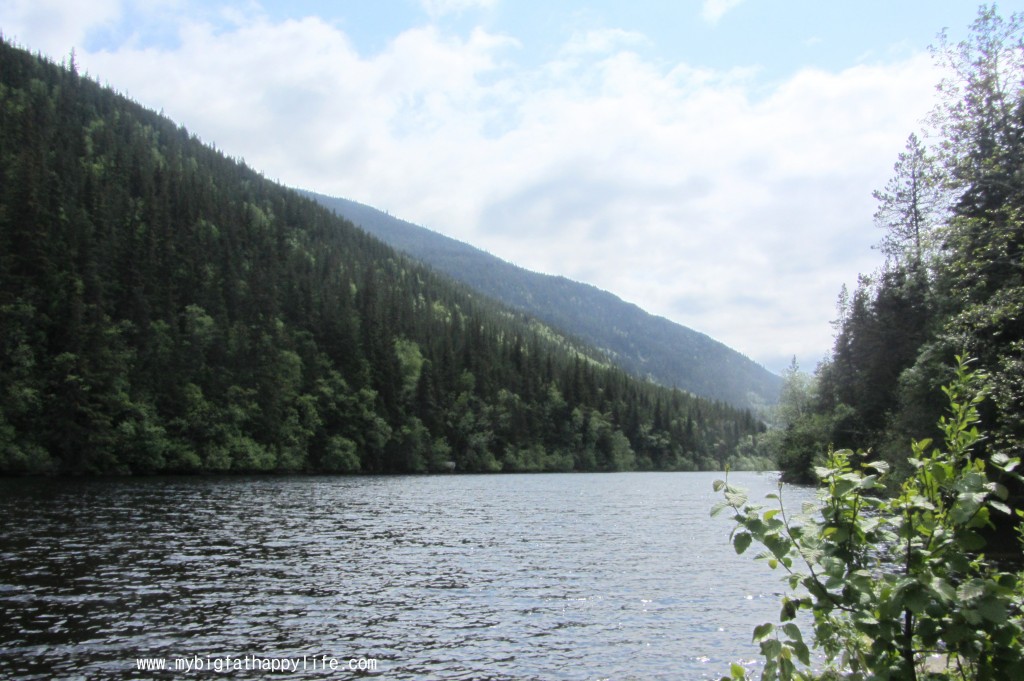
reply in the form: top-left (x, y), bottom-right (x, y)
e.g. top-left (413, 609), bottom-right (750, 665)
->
top-left (0, 38), bottom-right (767, 476)
top-left (304, 192), bottom-right (782, 412)
top-left (769, 7), bottom-right (1024, 487)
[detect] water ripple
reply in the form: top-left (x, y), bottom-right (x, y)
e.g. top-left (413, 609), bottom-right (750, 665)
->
top-left (0, 472), bottom-right (816, 680)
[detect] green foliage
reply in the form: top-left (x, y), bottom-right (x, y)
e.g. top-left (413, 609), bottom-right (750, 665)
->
top-left (715, 357), bottom-right (1024, 680)
top-left (872, 133), bottom-right (945, 268)
top-left (305, 192), bottom-right (784, 411)
top-left (753, 359), bottom-right (850, 483)
top-left (0, 38), bottom-right (765, 475)
top-left (777, 5), bottom-right (1024, 486)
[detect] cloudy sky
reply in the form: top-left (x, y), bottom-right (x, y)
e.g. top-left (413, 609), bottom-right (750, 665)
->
top-left (2, 0), bottom-right (1016, 373)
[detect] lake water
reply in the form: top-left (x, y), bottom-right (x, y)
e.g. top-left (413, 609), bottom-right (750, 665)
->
top-left (0, 471), bottom-right (818, 680)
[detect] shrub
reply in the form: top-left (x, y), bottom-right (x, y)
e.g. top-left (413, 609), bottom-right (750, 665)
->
top-left (714, 357), bottom-right (1024, 680)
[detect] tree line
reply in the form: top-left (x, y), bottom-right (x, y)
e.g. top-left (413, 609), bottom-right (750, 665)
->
top-left (717, 10), bottom-right (1024, 678)
top-left (0, 37), bottom-right (765, 475)
top-left (768, 6), bottom-right (1024, 488)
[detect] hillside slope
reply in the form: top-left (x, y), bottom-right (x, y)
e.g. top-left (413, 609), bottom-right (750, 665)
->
top-left (0, 39), bottom-right (765, 475)
top-left (307, 193), bottom-right (782, 410)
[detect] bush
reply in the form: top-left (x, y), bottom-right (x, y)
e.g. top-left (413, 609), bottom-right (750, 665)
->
top-left (714, 357), bottom-right (1024, 680)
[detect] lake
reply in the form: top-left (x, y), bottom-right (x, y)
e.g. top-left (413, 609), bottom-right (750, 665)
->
top-left (0, 471), bottom-right (818, 680)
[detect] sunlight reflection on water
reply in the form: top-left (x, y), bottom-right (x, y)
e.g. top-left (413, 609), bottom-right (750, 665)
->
top-left (0, 471), bottom-right (817, 680)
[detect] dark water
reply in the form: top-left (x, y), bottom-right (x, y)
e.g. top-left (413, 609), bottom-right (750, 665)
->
top-left (0, 472), bottom-right (816, 680)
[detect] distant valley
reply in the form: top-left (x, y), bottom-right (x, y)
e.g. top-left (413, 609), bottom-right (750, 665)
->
top-left (0, 39), bottom-right (768, 475)
top-left (306, 192), bottom-right (782, 411)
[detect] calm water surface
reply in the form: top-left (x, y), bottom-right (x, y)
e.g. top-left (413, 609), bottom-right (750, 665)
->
top-left (0, 472), bottom-right (817, 680)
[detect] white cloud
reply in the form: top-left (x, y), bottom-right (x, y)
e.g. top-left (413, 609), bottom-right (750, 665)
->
top-left (701, 0), bottom-right (745, 25)
top-left (6, 4), bottom-right (942, 372)
top-left (0, 0), bottom-right (122, 56)
top-left (559, 28), bottom-right (650, 57)
top-left (420, 0), bottom-right (498, 19)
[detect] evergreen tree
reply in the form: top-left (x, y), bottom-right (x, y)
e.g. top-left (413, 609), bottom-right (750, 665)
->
top-left (775, 5), bottom-right (1024, 484)
top-left (0, 37), bottom-right (765, 476)
top-left (872, 133), bottom-right (946, 267)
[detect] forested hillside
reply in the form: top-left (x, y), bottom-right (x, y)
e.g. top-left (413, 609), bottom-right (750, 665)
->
top-left (0, 39), bottom-right (766, 475)
top-left (770, 7), bottom-right (1024, 485)
top-left (306, 193), bottom-right (782, 411)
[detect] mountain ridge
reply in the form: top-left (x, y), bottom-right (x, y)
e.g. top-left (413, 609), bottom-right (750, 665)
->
top-left (0, 38), bottom-right (768, 475)
top-left (304, 192), bottom-right (782, 410)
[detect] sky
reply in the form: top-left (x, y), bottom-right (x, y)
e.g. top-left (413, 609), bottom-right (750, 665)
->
top-left (3, 0), bottom-right (1021, 374)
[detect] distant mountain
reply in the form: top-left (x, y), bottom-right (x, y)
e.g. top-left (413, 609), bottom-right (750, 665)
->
top-left (306, 192), bottom-right (782, 410)
top-left (1, 38), bottom-right (771, 475)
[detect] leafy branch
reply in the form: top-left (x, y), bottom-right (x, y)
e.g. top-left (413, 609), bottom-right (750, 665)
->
top-left (715, 357), bottom-right (1024, 681)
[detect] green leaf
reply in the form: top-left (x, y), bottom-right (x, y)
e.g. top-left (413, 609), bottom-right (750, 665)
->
top-left (760, 638), bottom-right (782, 660)
top-left (957, 579), bottom-right (985, 601)
top-left (990, 500), bottom-right (1012, 515)
top-left (857, 474), bottom-right (880, 489)
top-left (951, 492), bottom-right (986, 524)
top-left (792, 640), bottom-right (811, 666)
top-left (729, 661), bottom-right (747, 679)
top-left (752, 622), bottom-right (774, 642)
top-left (733, 531), bottom-right (752, 555)
top-left (781, 622), bottom-right (803, 642)
top-left (725, 488), bottom-right (748, 508)
top-left (992, 482), bottom-right (1009, 499)
top-left (930, 577), bottom-right (956, 603)
top-left (904, 585), bottom-right (930, 614)
top-left (832, 477), bottom-right (857, 497)
top-left (864, 460), bottom-right (891, 475)
top-left (713, 479), bottom-right (726, 492)
top-left (959, 530), bottom-right (987, 551)
top-left (976, 596), bottom-right (1007, 623)
top-left (852, 611), bottom-right (878, 626)
top-left (780, 598), bottom-right (798, 621)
